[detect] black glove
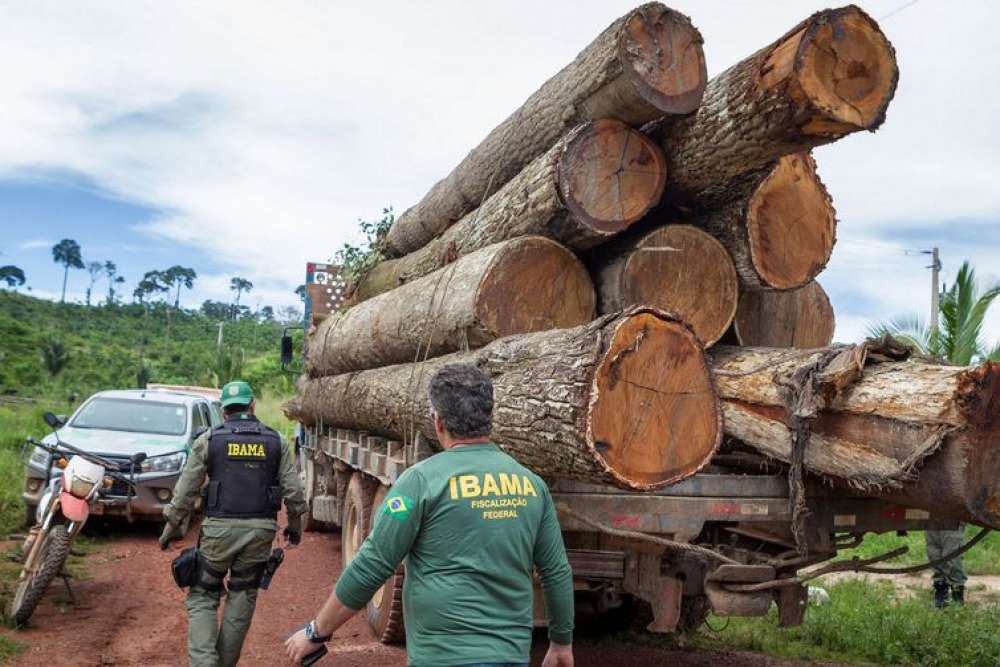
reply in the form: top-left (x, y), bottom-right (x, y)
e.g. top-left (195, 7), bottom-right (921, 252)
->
top-left (159, 520), bottom-right (183, 550)
top-left (284, 513), bottom-right (302, 546)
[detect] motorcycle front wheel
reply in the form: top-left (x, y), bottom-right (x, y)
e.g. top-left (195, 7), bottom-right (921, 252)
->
top-left (7, 524), bottom-right (72, 626)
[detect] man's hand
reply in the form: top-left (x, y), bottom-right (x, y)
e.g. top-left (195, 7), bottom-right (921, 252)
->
top-left (158, 520), bottom-right (183, 550)
top-left (542, 641), bottom-right (574, 667)
top-left (284, 628), bottom-right (314, 664)
top-left (282, 513), bottom-right (302, 549)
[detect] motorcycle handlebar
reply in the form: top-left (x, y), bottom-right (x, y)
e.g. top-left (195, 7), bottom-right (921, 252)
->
top-left (26, 437), bottom-right (136, 474)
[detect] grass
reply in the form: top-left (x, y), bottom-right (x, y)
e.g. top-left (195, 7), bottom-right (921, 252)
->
top-left (0, 635), bottom-right (26, 661)
top-left (254, 391), bottom-right (296, 444)
top-left (841, 527), bottom-right (1000, 576)
top-left (698, 579), bottom-right (1000, 666)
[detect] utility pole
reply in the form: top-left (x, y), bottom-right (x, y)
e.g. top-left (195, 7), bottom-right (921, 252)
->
top-left (929, 247), bottom-right (941, 332)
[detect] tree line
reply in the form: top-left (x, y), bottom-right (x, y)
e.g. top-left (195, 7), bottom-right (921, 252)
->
top-left (1, 238), bottom-right (299, 323)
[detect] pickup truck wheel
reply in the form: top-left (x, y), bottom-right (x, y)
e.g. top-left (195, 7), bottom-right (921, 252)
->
top-left (367, 484), bottom-right (406, 644)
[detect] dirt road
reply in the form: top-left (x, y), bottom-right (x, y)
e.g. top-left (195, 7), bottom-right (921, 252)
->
top-left (1, 522), bottom-right (847, 667)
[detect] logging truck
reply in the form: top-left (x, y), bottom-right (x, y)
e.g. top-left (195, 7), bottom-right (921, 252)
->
top-left (282, 262), bottom-right (961, 643)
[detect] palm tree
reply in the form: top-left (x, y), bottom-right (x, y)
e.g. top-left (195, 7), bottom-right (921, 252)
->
top-left (230, 277), bottom-right (253, 319)
top-left (0, 265), bottom-right (26, 289)
top-left (869, 261), bottom-right (1000, 365)
top-left (104, 261), bottom-right (118, 303)
top-left (163, 265), bottom-right (198, 308)
top-left (40, 336), bottom-right (70, 377)
top-left (52, 239), bottom-right (84, 303)
top-left (85, 261), bottom-right (103, 306)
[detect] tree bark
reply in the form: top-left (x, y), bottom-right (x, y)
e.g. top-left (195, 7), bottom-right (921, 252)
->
top-left (689, 153), bottom-right (836, 291)
top-left (649, 5), bottom-right (897, 206)
top-left (384, 3), bottom-right (706, 257)
top-left (711, 345), bottom-right (1000, 528)
top-left (593, 224), bottom-right (738, 346)
top-left (307, 237), bottom-right (595, 376)
top-left (733, 281), bottom-right (835, 348)
top-left (287, 309), bottom-right (722, 490)
top-left (356, 121), bottom-right (666, 301)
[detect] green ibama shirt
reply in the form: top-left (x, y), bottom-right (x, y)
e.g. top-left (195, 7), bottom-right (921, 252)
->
top-left (335, 442), bottom-right (574, 667)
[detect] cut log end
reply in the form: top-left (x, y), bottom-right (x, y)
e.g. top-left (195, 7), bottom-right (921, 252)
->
top-left (476, 237), bottom-right (596, 338)
top-left (956, 362), bottom-right (1000, 428)
top-left (619, 4), bottom-right (707, 114)
top-left (788, 6), bottom-right (898, 134)
top-left (617, 225), bottom-right (738, 346)
top-left (558, 120), bottom-right (667, 235)
top-left (734, 281), bottom-right (835, 349)
top-left (747, 153), bottom-right (836, 290)
top-left (588, 310), bottom-right (721, 489)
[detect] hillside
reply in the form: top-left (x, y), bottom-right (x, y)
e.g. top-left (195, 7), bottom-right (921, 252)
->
top-left (0, 291), bottom-right (295, 399)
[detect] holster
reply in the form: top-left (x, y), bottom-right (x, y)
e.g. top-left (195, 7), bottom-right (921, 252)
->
top-left (258, 548), bottom-right (285, 590)
top-left (171, 546), bottom-right (200, 589)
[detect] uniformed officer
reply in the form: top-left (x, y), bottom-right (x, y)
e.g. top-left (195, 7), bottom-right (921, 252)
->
top-left (926, 526), bottom-right (967, 607)
top-left (160, 380), bottom-right (307, 666)
top-left (285, 363), bottom-right (575, 667)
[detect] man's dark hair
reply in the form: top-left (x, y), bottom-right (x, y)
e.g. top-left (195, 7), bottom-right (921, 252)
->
top-left (428, 364), bottom-right (493, 439)
top-left (224, 403), bottom-right (250, 417)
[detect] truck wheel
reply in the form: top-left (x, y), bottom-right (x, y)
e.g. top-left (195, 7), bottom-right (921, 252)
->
top-left (7, 524), bottom-right (72, 626)
top-left (301, 454), bottom-right (330, 533)
top-left (340, 474), bottom-right (374, 569)
top-left (367, 484), bottom-right (406, 644)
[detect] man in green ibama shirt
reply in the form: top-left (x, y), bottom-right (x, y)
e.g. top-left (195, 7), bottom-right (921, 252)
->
top-left (285, 363), bottom-right (575, 667)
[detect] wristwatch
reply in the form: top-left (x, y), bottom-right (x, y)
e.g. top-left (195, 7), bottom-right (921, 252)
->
top-left (304, 620), bottom-right (333, 643)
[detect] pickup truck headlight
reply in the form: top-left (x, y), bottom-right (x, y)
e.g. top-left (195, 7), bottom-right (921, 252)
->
top-left (28, 446), bottom-right (50, 470)
top-left (140, 452), bottom-right (186, 474)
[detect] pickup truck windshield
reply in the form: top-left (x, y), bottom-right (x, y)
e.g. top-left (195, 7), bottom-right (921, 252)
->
top-left (71, 398), bottom-right (188, 436)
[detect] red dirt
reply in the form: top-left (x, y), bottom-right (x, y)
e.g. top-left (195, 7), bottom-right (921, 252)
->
top-left (0, 520), bottom-right (846, 667)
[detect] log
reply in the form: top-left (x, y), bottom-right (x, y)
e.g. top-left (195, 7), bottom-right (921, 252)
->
top-left (711, 345), bottom-right (1000, 528)
top-left (593, 224), bottom-right (738, 346)
top-left (690, 153), bottom-right (836, 291)
top-left (650, 5), bottom-right (897, 206)
top-left (384, 3), bottom-right (706, 257)
top-left (356, 120), bottom-right (666, 301)
top-left (287, 309), bottom-right (722, 490)
top-left (306, 237), bottom-right (595, 377)
top-left (733, 281), bottom-right (835, 348)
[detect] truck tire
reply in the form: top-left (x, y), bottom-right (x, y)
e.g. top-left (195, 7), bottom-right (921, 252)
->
top-left (7, 524), bottom-right (72, 626)
top-left (340, 473), bottom-right (374, 568)
top-left (301, 454), bottom-right (331, 533)
top-left (367, 484), bottom-right (406, 644)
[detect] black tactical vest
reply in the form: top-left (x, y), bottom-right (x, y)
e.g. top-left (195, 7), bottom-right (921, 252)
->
top-left (203, 415), bottom-right (282, 519)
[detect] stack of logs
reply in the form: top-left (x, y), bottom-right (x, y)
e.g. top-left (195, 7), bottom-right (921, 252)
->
top-left (286, 4), bottom-right (1000, 530)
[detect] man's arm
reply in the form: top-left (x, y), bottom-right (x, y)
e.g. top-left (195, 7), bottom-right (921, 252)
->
top-left (285, 468), bottom-right (426, 663)
top-left (278, 439), bottom-right (308, 546)
top-left (534, 484), bottom-right (574, 666)
top-left (162, 433), bottom-right (209, 527)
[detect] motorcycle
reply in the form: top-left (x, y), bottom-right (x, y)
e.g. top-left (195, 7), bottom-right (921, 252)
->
top-left (7, 411), bottom-right (147, 626)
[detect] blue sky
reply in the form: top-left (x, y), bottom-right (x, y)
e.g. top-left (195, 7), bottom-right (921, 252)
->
top-left (0, 1), bottom-right (998, 346)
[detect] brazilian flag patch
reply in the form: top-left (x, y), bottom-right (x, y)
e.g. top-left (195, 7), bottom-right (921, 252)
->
top-left (384, 495), bottom-right (413, 522)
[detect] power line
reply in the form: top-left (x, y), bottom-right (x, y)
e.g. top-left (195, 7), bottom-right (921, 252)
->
top-left (879, 0), bottom-right (921, 21)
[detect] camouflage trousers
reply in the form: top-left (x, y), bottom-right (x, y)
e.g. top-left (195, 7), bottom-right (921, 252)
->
top-left (185, 522), bottom-right (276, 667)
top-left (925, 526), bottom-right (968, 587)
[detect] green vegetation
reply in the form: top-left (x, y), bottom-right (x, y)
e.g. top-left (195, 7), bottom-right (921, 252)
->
top-left (841, 528), bottom-right (1000, 576)
top-left (871, 260), bottom-right (1000, 364)
top-left (334, 207), bottom-right (394, 285)
top-left (700, 579), bottom-right (1000, 666)
top-left (0, 635), bottom-right (26, 661)
top-left (0, 291), bottom-right (291, 399)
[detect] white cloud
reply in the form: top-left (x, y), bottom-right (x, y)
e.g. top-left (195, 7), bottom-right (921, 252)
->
top-left (17, 239), bottom-right (55, 251)
top-left (0, 1), bottom-right (998, 344)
